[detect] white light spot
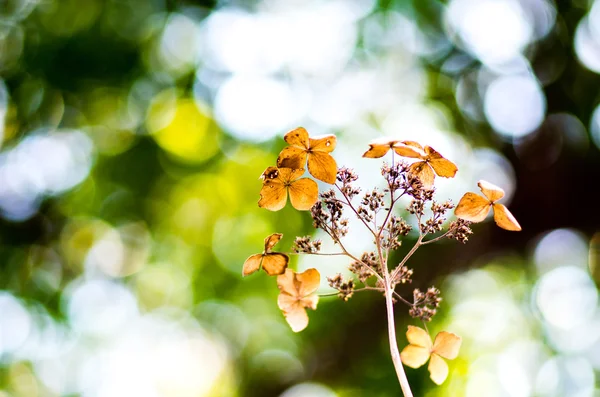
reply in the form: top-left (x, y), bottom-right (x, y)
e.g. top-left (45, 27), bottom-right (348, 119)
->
top-left (0, 293), bottom-right (32, 355)
top-left (280, 382), bottom-right (338, 397)
top-left (533, 229), bottom-right (589, 275)
top-left (66, 279), bottom-right (139, 337)
top-left (214, 76), bottom-right (307, 142)
top-left (484, 74), bottom-right (546, 138)
top-left (590, 103), bottom-right (600, 150)
top-left (575, 16), bottom-right (600, 74)
top-left (446, 0), bottom-right (533, 65)
top-left (535, 266), bottom-right (598, 329)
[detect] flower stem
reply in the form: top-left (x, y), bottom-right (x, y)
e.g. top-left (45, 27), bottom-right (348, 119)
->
top-left (384, 283), bottom-right (414, 397)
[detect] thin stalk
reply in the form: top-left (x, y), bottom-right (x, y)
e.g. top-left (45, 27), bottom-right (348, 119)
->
top-left (384, 280), bottom-right (413, 397)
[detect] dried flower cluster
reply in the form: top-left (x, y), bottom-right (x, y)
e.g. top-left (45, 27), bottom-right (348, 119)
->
top-left (243, 127), bottom-right (522, 393)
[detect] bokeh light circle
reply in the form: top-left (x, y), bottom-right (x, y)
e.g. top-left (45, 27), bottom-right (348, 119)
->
top-left (484, 74), bottom-right (546, 138)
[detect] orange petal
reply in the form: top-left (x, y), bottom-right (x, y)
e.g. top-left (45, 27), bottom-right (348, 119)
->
top-left (425, 147), bottom-right (458, 178)
top-left (428, 353), bottom-right (449, 385)
top-left (277, 167), bottom-right (306, 183)
top-left (454, 192), bottom-right (491, 222)
top-left (406, 325), bottom-right (433, 349)
top-left (409, 161), bottom-right (435, 188)
top-left (258, 179), bottom-right (288, 211)
top-left (363, 144), bottom-right (392, 158)
top-left (307, 152), bottom-right (337, 184)
top-left (288, 177), bottom-right (319, 210)
top-left (493, 203), bottom-right (522, 231)
top-left (394, 142), bottom-right (426, 159)
top-left (432, 331), bottom-right (461, 360)
top-left (263, 233), bottom-right (283, 252)
top-left (261, 166), bottom-right (281, 180)
top-left (477, 180), bottom-right (505, 202)
top-left (242, 254), bottom-right (263, 276)
top-left (296, 268), bottom-right (321, 297)
top-left (283, 127), bottom-right (309, 148)
top-left (277, 146), bottom-right (307, 169)
top-left (400, 345), bottom-right (431, 369)
top-left (262, 253), bottom-right (289, 276)
top-left (309, 134), bottom-right (337, 153)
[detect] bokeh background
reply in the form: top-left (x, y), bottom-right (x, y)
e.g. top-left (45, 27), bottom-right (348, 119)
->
top-left (1, 0), bottom-right (600, 396)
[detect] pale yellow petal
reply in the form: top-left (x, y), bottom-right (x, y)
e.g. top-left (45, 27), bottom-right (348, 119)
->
top-left (493, 203), bottom-right (522, 231)
top-left (282, 305), bottom-right (310, 332)
top-left (400, 345), bottom-right (431, 369)
top-left (454, 192), bottom-right (492, 222)
top-left (300, 294), bottom-right (319, 310)
top-left (477, 180), bottom-right (505, 202)
top-left (406, 325), bottom-right (433, 349)
top-left (432, 331), bottom-right (461, 360)
top-left (428, 353), bottom-right (449, 385)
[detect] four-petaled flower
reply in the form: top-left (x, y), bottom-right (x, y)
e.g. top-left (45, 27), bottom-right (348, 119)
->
top-left (277, 127), bottom-right (338, 184)
top-left (243, 233), bottom-right (289, 276)
top-left (258, 166), bottom-right (318, 211)
top-left (455, 180), bottom-right (521, 231)
top-left (277, 268), bottom-right (320, 332)
top-left (400, 325), bottom-right (462, 385)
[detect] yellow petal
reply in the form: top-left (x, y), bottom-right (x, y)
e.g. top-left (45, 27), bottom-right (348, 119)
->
top-left (277, 146), bottom-right (308, 169)
top-left (426, 147), bottom-right (458, 178)
top-left (283, 127), bottom-right (309, 148)
top-left (242, 254), bottom-right (263, 276)
top-left (400, 345), bottom-right (431, 368)
top-left (432, 331), bottom-right (461, 360)
top-left (263, 233), bottom-right (283, 252)
top-left (406, 325), bottom-right (433, 349)
top-left (454, 192), bottom-right (491, 222)
top-left (296, 268), bottom-right (321, 297)
top-left (409, 161), bottom-right (435, 188)
top-left (428, 353), bottom-right (449, 385)
top-left (309, 134), bottom-right (337, 153)
top-left (288, 177), bottom-right (319, 210)
top-left (477, 180), bottom-right (505, 202)
top-left (262, 253), bottom-right (289, 276)
top-left (307, 151), bottom-right (337, 184)
top-left (493, 203), bottom-right (522, 231)
top-left (258, 179), bottom-right (287, 211)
